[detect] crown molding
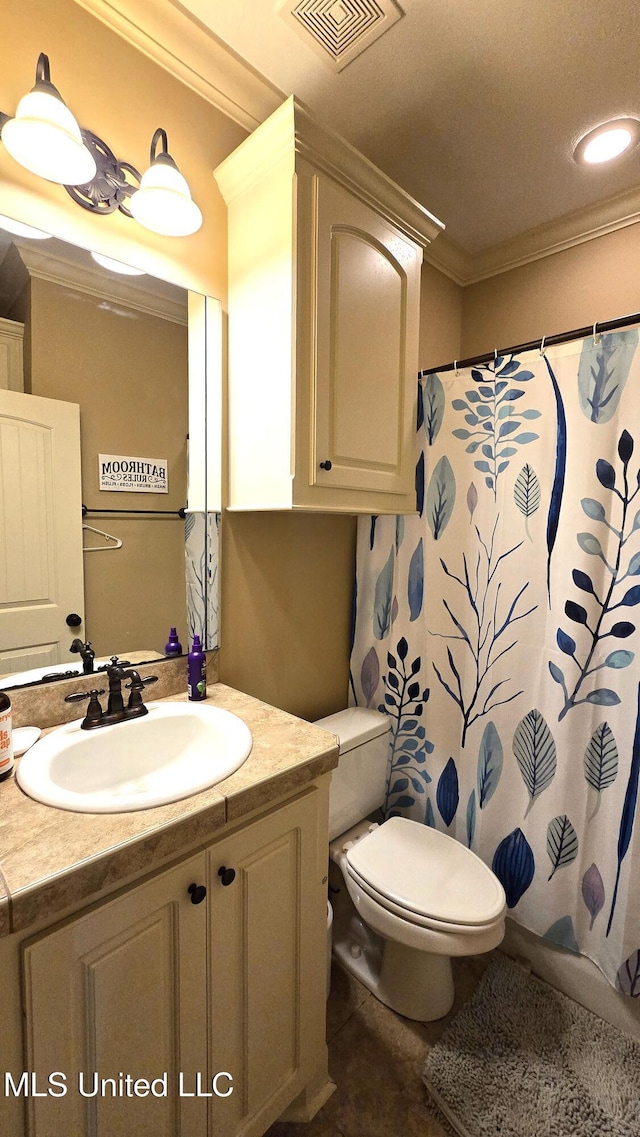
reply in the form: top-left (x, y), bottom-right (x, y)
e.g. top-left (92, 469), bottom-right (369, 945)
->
top-left (13, 241), bottom-right (188, 324)
top-left (215, 96), bottom-right (446, 249)
top-left (73, 0), bottom-right (283, 131)
top-left (425, 183), bottom-right (640, 287)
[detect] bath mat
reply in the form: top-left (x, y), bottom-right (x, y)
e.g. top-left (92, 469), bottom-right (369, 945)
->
top-left (422, 956), bottom-right (640, 1137)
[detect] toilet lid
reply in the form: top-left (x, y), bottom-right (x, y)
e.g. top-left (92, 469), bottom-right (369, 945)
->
top-left (345, 816), bottom-right (505, 926)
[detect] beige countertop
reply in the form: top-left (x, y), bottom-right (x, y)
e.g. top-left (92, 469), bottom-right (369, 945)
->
top-left (0, 684), bottom-right (339, 938)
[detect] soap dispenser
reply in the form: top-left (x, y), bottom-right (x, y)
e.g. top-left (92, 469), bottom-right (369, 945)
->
top-left (187, 635), bottom-right (206, 701)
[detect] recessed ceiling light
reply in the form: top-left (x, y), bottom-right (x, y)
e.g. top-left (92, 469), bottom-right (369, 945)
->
top-left (574, 118), bottom-right (640, 165)
top-left (0, 213), bottom-right (52, 239)
top-left (91, 251), bottom-right (145, 276)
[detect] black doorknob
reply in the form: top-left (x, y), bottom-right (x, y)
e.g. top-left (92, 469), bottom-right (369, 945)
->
top-left (188, 883), bottom-right (207, 904)
top-left (66, 613), bottom-right (82, 627)
top-left (218, 866), bottom-right (236, 887)
top-left (319, 460), bottom-right (332, 471)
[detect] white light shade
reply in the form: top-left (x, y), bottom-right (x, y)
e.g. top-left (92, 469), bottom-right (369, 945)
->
top-left (129, 160), bottom-right (202, 237)
top-left (0, 213), bottom-right (51, 239)
top-left (91, 251), bottom-right (146, 276)
top-left (1, 89), bottom-right (96, 185)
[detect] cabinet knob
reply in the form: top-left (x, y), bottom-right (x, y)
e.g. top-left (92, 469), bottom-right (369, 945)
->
top-left (188, 882), bottom-right (207, 904)
top-left (319, 460), bottom-right (332, 471)
top-left (218, 866), bottom-right (236, 887)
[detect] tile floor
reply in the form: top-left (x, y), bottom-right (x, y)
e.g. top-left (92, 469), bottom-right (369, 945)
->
top-left (266, 954), bottom-right (490, 1137)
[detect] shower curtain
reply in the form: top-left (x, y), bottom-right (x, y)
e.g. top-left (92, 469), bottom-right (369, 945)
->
top-left (350, 328), bottom-right (640, 996)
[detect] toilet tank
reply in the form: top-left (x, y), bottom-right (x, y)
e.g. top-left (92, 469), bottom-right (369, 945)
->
top-left (315, 707), bottom-right (390, 841)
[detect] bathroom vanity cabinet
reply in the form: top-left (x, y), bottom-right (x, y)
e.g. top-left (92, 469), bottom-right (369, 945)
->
top-left (1, 781), bottom-right (332, 1137)
top-left (215, 96), bottom-right (444, 515)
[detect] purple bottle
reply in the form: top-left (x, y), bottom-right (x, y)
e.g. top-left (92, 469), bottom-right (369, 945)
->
top-left (164, 627), bottom-right (182, 655)
top-left (187, 634), bottom-right (207, 701)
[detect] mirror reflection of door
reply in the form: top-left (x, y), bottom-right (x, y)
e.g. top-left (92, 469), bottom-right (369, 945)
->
top-left (0, 389), bottom-right (84, 676)
top-left (0, 231), bottom-right (193, 682)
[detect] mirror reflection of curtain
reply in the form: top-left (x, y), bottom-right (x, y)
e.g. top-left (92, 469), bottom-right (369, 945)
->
top-left (350, 327), bottom-right (640, 997)
top-left (185, 511), bottom-right (219, 649)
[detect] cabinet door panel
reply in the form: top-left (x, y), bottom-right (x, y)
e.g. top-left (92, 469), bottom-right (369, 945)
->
top-left (207, 789), bottom-right (323, 1137)
top-left (22, 853), bottom-right (208, 1137)
top-left (312, 174), bottom-right (420, 495)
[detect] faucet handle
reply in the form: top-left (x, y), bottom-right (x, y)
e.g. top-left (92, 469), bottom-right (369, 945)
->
top-left (64, 689), bottom-right (106, 730)
top-left (123, 673), bottom-right (158, 716)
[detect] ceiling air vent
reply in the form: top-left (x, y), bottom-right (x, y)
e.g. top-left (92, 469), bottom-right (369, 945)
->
top-left (277, 0), bottom-right (404, 73)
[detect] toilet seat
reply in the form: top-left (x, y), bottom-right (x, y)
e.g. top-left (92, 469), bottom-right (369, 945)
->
top-left (345, 816), bottom-right (506, 928)
top-left (344, 861), bottom-right (505, 935)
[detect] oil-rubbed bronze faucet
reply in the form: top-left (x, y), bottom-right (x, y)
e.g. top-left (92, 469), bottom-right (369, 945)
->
top-left (65, 663), bottom-right (158, 730)
top-left (69, 638), bottom-right (96, 674)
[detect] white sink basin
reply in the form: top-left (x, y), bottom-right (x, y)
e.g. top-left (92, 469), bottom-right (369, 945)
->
top-left (16, 702), bottom-right (252, 813)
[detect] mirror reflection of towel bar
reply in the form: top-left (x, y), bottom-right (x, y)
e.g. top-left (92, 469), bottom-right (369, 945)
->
top-left (82, 523), bottom-right (122, 552)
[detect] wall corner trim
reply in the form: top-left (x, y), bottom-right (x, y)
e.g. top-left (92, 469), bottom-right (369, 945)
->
top-left (427, 185), bottom-right (640, 287)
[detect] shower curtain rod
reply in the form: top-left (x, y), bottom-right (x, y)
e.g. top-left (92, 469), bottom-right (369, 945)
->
top-left (421, 309), bottom-right (640, 376)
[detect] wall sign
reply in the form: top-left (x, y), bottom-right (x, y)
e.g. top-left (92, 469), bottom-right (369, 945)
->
top-left (99, 454), bottom-right (168, 494)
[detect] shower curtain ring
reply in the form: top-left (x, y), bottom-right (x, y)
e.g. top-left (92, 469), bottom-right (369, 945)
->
top-left (593, 321), bottom-right (601, 345)
top-left (454, 360), bottom-right (459, 375)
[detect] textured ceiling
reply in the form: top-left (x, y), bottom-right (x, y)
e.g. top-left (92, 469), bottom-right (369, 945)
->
top-left (180, 0), bottom-right (640, 254)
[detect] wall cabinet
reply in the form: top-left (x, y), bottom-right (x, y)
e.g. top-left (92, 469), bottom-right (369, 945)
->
top-left (215, 96), bottom-right (444, 515)
top-left (18, 785), bottom-right (329, 1137)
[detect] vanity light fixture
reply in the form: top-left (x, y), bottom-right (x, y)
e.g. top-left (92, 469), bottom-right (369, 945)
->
top-left (129, 129), bottom-right (203, 237)
top-left (0, 53), bottom-right (96, 185)
top-left (0, 212), bottom-right (51, 239)
top-left (573, 117), bottom-right (640, 165)
top-left (91, 251), bottom-right (146, 275)
top-left (0, 55), bottom-right (202, 238)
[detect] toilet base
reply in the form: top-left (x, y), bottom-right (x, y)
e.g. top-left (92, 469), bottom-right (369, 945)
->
top-left (330, 875), bottom-right (455, 1021)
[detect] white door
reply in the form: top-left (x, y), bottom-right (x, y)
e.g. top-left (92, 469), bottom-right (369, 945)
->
top-left (0, 389), bottom-right (84, 677)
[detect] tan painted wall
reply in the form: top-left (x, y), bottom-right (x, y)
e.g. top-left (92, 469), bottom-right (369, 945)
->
top-left (462, 225), bottom-right (640, 357)
top-left (28, 276), bottom-right (188, 657)
top-left (420, 259), bottom-right (463, 369)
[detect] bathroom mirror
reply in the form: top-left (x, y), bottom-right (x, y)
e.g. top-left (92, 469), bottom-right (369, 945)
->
top-left (0, 221), bottom-right (220, 690)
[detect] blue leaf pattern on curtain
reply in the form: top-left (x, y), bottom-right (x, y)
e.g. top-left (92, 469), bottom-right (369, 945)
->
top-left (543, 355), bottom-right (566, 606)
top-left (577, 329), bottom-right (639, 423)
top-left (408, 538), bottom-right (424, 621)
top-left (373, 548), bottom-right (394, 640)
top-left (492, 828), bottom-right (535, 908)
top-left (513, 708), bottom-right (557, 817)
top-left (436, 757), bottom-right (459, 826)
top-left (421, 372), bottom-right (445, 445)
top-left (543, 915), bottom-right (579, 952)
top-left (582, 863), bottom-right (605, 930)
top-left (607, 682), bottom-right (640, 935)
top-left (426, 455), bottom-right (456, 539)
top-left (350, 329), bottom-right (640, 994)
top-left (477, 721), bottom-right (503, 808)
top-left (617, 949), bottom-right (640, 997)
top-left (583, 723), bottom-right (618, 819)
top-left (551, 429), bottom-right (640, 720)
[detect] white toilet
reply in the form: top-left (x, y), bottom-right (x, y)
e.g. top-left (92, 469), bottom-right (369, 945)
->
top-left (317, 707), bottom-right (506, 1021)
